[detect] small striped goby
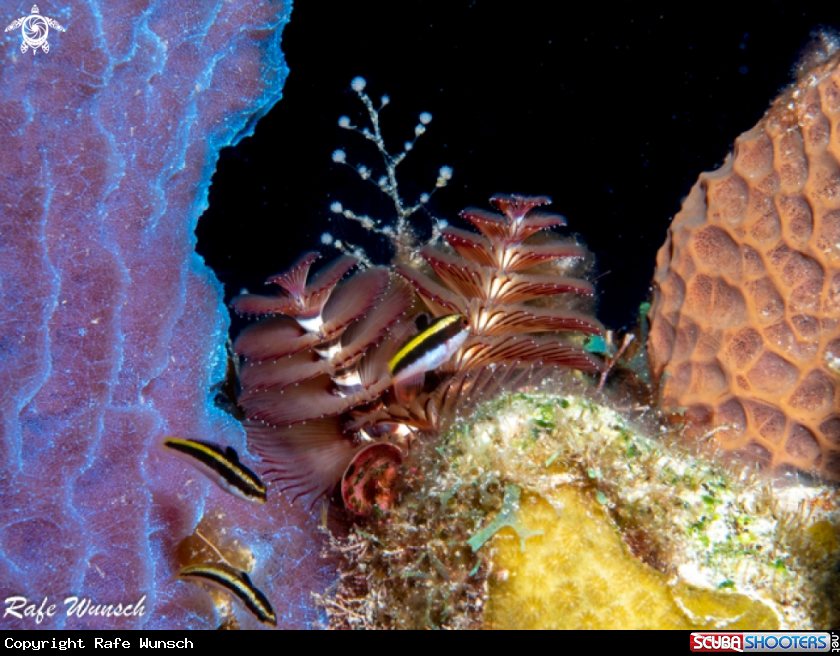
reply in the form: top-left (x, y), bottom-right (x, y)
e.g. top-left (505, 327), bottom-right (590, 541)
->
top-left (178, 563), bottom-right (276, 626)
top-left (388, 314), bottom-right (470, 399)
top-left (163, 437), bottom-right (267, 504)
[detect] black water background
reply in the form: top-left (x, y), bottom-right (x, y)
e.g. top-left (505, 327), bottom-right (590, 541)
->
top-left (198, 1), bottom-right (838, 333)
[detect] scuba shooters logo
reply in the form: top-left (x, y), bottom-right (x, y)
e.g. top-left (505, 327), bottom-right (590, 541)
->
top-left (690, 633), bottom-right (834, 652)
top-left (692, 634), bottom-right (744, 652)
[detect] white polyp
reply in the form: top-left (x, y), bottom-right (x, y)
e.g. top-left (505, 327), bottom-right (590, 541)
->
top-left (332, 149), bottom-right (346, 163)
top-left (338, 116), bottom-right (351, 128)
top-left (419, 112), bottom-right (432, 125)
top-left (330, 202), bottom-right (343, 213)
top-left (404, 141), bottom-right (413, 151)
top-left (321, 232), bottom-right (334, 245)
top-left (351, 76), bottom-right (367, 92)
top-left (415, 124), bottom-right (426, 136)
top-left (381, 95), bottom-right (390, 105)
top-left (419, 193), bottom-right (430, 204)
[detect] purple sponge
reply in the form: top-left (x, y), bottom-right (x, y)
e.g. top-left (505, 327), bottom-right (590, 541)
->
top-left (0, 0), bottom-right (330, 629)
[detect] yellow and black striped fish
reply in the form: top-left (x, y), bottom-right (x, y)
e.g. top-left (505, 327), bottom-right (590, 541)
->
top-left (388, 314), bottom-right (470, 402)
top-left (163, 437), bottom-right (266, 504)
top-left (179, 563), bottom-right (276, 626)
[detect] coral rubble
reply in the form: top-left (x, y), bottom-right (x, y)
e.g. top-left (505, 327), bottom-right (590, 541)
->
top-left (649, 37), bottom-right (840, 479)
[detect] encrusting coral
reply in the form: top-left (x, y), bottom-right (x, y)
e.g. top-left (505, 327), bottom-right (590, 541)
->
top-left (486, 490), bottom-right (778, 630)
top-left (649, 34), bottom-right (840, 480)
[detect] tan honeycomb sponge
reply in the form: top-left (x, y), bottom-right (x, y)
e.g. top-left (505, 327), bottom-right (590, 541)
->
top-left (649, 44), bottom-right (840, 480)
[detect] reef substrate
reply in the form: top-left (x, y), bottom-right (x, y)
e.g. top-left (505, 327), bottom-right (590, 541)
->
top-left (318, 385), bottom-right (840, 629)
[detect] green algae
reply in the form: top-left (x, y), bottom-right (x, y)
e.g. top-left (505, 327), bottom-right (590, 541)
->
top-left (467, 484), bottom-right (543, 553)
